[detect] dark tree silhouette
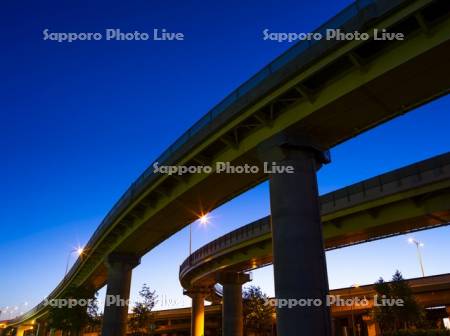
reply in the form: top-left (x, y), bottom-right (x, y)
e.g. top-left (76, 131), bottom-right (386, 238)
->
top-left (47, 287), bottom-right (98, 336)
top-left (243, 286), bottom-right (275, 336)
top-left (128, 283), bottom-right (157, 336)
top-left (374, 270), bottom-right (424, 333)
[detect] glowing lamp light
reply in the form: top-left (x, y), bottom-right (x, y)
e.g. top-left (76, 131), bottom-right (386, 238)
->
top-left (408, 237), bottom-right (424, 247)
top-left (199, 214), bottom-right (210, 225)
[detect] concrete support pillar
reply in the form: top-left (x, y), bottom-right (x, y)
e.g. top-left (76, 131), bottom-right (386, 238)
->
top-left (217, 272), bottom-right (251, 336)
top-left (184, 287), bottom-right (210, 336)
top-left (16, 326), bottom-right (28, 336)
top-left (16, 326), bottom-right (23, 336)
top-left (101, 253), bottom-right (140, 336)
top-left (36, 321), bottom-right (48, 336)
top-left (258, 133), bottom-right (332, 336)
top-left (186, 288), bottom-right (206, 336)
top-left (35, 322), bottom-right (42, 336)
top-left (363, 315), bottom-right (380, 336)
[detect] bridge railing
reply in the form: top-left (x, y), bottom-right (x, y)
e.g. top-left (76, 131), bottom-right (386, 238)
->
top-left (88, 0), bottom-right (406, 275)
top-left (180, 217), bottom-right (271, 277)
top-left (320, 152), bottom-right (450, 214)
top-left (92, 0), bottom-right (407, 250)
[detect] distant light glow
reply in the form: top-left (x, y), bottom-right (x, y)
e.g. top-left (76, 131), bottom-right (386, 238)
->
top-left (76, 247), bottom-right (84, 256)
top-left (408, 237), bottom-right (424, 247)
top-left (251, 259), bottom-right (258, 269)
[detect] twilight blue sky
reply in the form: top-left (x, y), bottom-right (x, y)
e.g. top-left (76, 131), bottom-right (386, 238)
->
top-left (1, 0), bottom-right (449, 318)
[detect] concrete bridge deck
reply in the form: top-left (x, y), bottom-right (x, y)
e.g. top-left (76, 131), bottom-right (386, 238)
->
top-left (179, 152), bottom-right (450, 289)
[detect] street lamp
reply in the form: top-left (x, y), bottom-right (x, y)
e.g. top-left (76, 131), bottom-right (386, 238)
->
top-left (65, 246), bottom-right (84, 276)
top-left (189, 214), bottom-right (210, 255)
top-left (408, 238), bottom-right (425, 277)
top-left (199, 214), bottom-right (210, 225)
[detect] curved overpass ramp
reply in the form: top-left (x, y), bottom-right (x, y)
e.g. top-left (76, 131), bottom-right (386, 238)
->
top-left (179, 152), bottom-right (450, 289)
top-left (5, 0), bottom-right (450, 330)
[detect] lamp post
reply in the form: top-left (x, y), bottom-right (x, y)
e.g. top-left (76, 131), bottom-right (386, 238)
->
top-left (189, 223), bottom-right (192, 255)
top-left (408, 238), bottom-right (425, 277)
top-left (64, 247), bottom-right (84, 277)
top-left (189, 214), bottom-right (209, 255)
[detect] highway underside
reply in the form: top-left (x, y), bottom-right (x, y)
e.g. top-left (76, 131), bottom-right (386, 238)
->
top-left (88, 22), bottom-right (450, 291)
top-left (179, 153), bottom-right (450, 289)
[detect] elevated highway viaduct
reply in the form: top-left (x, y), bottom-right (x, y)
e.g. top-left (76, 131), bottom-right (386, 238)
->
top-left (149, 274), bottom-right (450, 335)
top-left (329, 273), bottom-right (450, 335)
top-left (159, 275), bottom-right (450, 336)
top-left (3, 0), bottom-right (450, 335)
top-left (3, 274), bottom-right (450, 335)
top-left (179, 152), bottom-right (450, 336)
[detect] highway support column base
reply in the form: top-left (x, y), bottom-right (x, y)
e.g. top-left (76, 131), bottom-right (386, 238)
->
top-left (184, 287), bottom-right (210, 336)
top-left (258, 133), bottom-right (332, 336)
top-left (217, 272), bottom-right (251, 336)
top-left (36, 320), bottom-right (48, 336)
top-left (363, 314), bottom-right (381, 336)
top-left (101, 253), bottom-right (140, 336)
top-left (16, 326), bottom-right (26, 336)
